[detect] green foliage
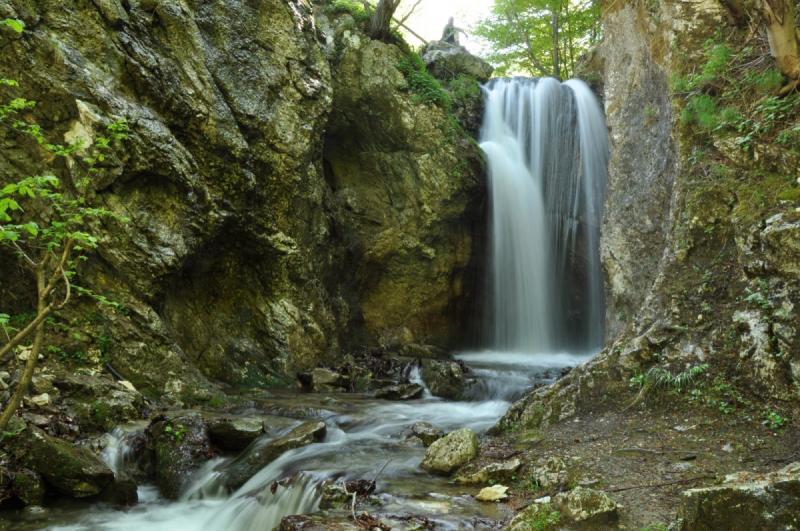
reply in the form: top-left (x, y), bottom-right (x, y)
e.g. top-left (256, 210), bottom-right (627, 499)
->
top-left (475, 0), bottom-right (601, 79)
top-left (164, 423), bottom-right (188, 442)
top-left (640, 524), bottom-right (669, 531)
top-left (762, 410), bottom-right (787, 430)
top-left (1, 18), bottom-right (24, 34)
top-left (447, 74), bottom-right (481, 101)
top-left (522, 504), bottom-right (561, 530)
top-left (397, 53), bottom-right (452, 109)
top-left (630, 363), bottom-right (710, 395)
top-left (328, 0), bottom-right (371, 25)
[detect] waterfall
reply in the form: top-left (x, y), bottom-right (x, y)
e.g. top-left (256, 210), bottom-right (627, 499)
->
top-left (481, 78), bottom-right (608, 353)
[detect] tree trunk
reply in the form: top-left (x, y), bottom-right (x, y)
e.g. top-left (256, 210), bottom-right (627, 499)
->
top-left (551, 10), bottom-right (561, 79)
top-left (370, 0), bottom-right (402, 42)
top-left (759, 0), bottom-right (800, 80)
top-left (0, 268), bottom-right (46, 432)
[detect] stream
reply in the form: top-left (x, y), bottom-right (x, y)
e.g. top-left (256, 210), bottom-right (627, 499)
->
top-left (9, 352), bottom-right (591, 531)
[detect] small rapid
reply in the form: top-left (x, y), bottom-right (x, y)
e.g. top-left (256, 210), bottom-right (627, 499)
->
top-left (13, 354), bottom-right (581, 531)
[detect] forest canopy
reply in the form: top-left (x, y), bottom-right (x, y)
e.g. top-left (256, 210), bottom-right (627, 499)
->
top-left (475, 0), bottom-right (602, 79)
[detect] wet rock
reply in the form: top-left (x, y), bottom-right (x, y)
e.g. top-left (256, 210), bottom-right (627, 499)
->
top-left (6, 424), bottom-right (114, 498)
top-left (223, 420), bottom-right (326, 491)
top-left (552, 487), bottom-right (619, 527)
top-left (420, 359), bottom-right (465, 400)
top-left (456, 457), bottom-right (523, 485)
top-left (422, 40), bottom-right (494, 82)
top-left (148, 412), bottom-right (213, 499)
top-left (400, 344), bottom-right (449, 359)
top-left (11, 469), bottom-right (46, 506)
top-left (309, 368), bottom-right (348, 392)
top-left (319, 479), bottom-right (376, 510)
top-left (678, 461), bottom-right (800, 530)
top-left (410, 422), bottom-right (444, 447)
top-left (207, 416), bottom-right (265, 451)
top-left (375, 383), bottom-right (424, 401)
top-left (279, 513), bottom-right (361, 530)
top-left (475, 484), bottom-right (509, 502)
top-left (100, 473), bottom-right (138, 506)
top-left (421, 428), bottom-right (479, 475)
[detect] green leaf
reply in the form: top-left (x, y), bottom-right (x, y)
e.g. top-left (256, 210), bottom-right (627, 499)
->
top-left (22, 222), bottom-right (39, 237)
top-left (1, 18), bottom-right (25, 34)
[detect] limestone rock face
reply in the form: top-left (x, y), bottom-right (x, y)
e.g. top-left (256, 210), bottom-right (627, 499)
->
top-left (322, 31), bottom-right (486, 350)
top-left (678, 462), bottom-right (800, 530)
top-left (422, 41), bottom-right (495, 82)
top-left (421, 427), bottom-right (479, 475)
top-left (0, 1), bottom-right (486, 394)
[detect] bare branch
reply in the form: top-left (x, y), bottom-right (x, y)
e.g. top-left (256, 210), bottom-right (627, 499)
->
top-left (0, 302), bottom-right (54, 363)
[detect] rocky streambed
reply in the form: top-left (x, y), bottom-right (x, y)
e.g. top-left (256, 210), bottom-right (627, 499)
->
top-left (2, 352), bottom-right (589, 530)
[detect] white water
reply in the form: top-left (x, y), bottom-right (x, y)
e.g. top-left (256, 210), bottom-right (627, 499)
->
top-left (481, 77), bottom-right (608, 352)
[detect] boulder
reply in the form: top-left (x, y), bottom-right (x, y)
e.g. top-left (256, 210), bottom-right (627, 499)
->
top-left (308, 368), bottom-right (349, 392)
top-left (410, 422), bottom-right (444, 447)
top-left (456, 458), bottom-right (523, 485)
top-left (422, 41), bottom-right (494, 82)
top-left (420, 359), bottom-right (466, 400)
top-left (12, 469), bottom-right (46, 506)
top-left (375, 383), bottom-right (424, 400)
top-left (148, 412), bottom-right (214, 499)
top-left (223, 420), bottom-right (326, 491)
top-left (678, 462), bottom-right (800, 530)
top-left (6, 424), bottom-right (114, 498)
top-left (475, 484), bottom-right (509, 502)
top-left (207, 416), bottom-right (265, 451)
top-left (57, 374), bottom-right (146, 433)
top-left (552, 487), bottom-right (619, 527)
top-left (421, 428), bottom-right (479, 475)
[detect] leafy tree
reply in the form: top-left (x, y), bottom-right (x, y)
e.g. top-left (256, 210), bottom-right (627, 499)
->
top-left (475, 0), bottom-right (602, 79)
top-left (0, 18), bottom-right (128, 431)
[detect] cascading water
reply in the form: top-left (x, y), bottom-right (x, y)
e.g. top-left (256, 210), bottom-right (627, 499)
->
top-left (13, 77), bottom-right (608, 531)
top-left (481, 77), bottom-right (608, 353)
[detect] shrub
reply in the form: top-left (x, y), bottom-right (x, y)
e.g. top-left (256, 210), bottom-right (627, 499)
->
top-left (397, 52), bottom-right (452, 109)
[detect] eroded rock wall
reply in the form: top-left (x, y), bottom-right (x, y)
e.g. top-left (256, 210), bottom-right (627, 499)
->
top-left (0, 0), bottom-right (486, 398)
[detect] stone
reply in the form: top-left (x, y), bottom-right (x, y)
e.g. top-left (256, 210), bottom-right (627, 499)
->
top-left (31, 374), bottom-right (55, 394)
top-left (147, 413), bottom-right (213, 499)
top-left (530, 457), bottom-right (570, 490)
top-left (100, 473), bottom-right (138, 506)
top-left (310, 368), bottom-right (348, 392)
top-left (410, 422), bottom-right (443, 447)
top-left (27, 393), bottom-right (51, 408)
top-left (552, 487), bottom-right (619, 526)
top-left (0, 371), bottom-right (9, 390)
top-left (678, 462), bottom-right (800, 530)
top-left (421, 428), bottom-right (479, 475)
top-left (375, 383), bottom-right (424, 401)
top-left (456, 458), bottom-right (523, 485)
top-left (207, 416), bottom-right (265, 451)
top-left (222, 421), bottom-right (326, 491)
top-left (56, 374), bottom-right (145, 432)
top-left (11, 469), bottom-right (46, 506)
top-left (7, 424), bottom-right (114, 498)
top-left (475, 484), bottom-right (509, 502)
top-left (422, 40), bottom-right (494, 82)
top-left (420, 359), bottom-right (466, 400)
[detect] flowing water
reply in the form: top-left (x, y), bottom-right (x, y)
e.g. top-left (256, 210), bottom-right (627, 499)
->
top-left (482, 77), bottom-right (608, 352)
top-left (8, 77), bottom-right (607, 530)
top-left (9, 354), bottom-right (590, 531)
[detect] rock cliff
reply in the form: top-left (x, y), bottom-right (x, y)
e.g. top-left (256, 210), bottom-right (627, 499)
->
top-left (0, 0), bottom-right (486, 398)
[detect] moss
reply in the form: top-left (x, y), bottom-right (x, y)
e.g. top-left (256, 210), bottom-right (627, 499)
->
top-left (397, 52), bottom-right (452, 109)
top-left (777, 188), bottom-right (800, 202)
